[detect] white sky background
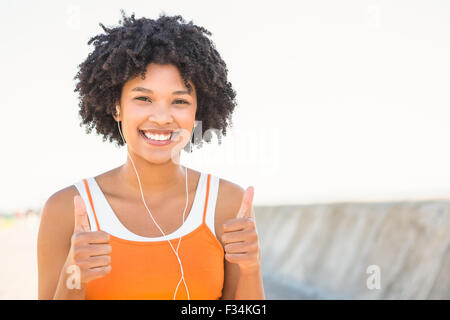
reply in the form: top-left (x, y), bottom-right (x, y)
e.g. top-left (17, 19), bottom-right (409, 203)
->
top-left (0, 0), bottom-right (450, 212)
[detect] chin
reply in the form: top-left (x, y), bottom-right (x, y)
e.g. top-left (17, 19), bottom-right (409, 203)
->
top-left (137, 149), bottom-right (181, 166)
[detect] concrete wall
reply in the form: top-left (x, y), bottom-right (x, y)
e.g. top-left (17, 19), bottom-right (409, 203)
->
top-left (255, 201), bottom-right (450, 299)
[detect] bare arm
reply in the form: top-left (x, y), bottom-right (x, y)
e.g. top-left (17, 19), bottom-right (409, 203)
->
top-left (220, 259), bottom-right (240, 299)
top-left (38, 187), bottom-right (111, 300)
top-left (215, 180), bottom-right (265, 300)
top-left (37, 187), bottom-right (83, 299)
top-left (234, 265), bottom-right (265, 299)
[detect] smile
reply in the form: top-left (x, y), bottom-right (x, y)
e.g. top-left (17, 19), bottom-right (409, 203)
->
top-left (139, 130), bottom-right (178, 146)
top-left (142, 130), bottom-right (172, 141)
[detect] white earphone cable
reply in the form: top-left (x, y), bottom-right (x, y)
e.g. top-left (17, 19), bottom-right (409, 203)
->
top-left (116, 113), bottom-right (190, 300)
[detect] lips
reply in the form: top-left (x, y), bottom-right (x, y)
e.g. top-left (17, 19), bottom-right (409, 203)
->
top-left (138, 129), bottom-right (172, 141)
top-left (138, 130), bottom-right (173, 146)
top-left (140, 128), bottom-right (175, 135)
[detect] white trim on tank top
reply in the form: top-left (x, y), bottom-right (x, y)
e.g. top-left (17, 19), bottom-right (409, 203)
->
top-left (73, 171), bottom-right (220, 242)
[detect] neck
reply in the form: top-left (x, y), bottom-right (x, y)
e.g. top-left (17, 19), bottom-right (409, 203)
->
top-left (118, 149), bottom-right (186, 196)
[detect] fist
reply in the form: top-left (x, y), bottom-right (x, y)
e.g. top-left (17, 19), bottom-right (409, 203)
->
top-left (221, 186), bottom-right (261, 273)
top-left (65, 195), bottom-right (112, 289)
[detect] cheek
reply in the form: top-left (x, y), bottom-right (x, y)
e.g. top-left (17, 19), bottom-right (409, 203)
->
top-left (121, 119), bottom-right (140, 143)
top-left (173, 108), bottom-right (196, 129)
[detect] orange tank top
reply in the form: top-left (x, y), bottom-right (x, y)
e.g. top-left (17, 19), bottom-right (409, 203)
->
top-left (81, 174), bottom-right (224, 300)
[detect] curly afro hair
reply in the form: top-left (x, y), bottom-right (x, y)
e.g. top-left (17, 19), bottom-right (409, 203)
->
top-left (73, 9), bottom-right (237, 151)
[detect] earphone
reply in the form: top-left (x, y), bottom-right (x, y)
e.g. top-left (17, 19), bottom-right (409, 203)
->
top-left (115, 105), bottom-right (191, 300)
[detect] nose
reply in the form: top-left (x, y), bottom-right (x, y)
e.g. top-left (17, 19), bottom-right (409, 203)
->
top-left (147, 102), bottom-right (173, 125)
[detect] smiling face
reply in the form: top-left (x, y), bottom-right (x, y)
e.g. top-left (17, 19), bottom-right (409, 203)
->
top-left (114, 63), bottom-right (197, 164)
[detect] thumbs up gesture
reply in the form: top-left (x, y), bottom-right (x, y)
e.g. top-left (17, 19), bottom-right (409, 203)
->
top-left (221, 186), bottom-right (261, 273)
top-left (64, 196), bottom-right (112, 290)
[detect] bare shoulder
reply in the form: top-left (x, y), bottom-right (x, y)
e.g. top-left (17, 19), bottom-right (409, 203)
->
top-left (38, 185), bottom-right (81, 244)
top-left (214, 177), bottom-right (246, 242)
top-left (41, 186), bottom-right (79, 222)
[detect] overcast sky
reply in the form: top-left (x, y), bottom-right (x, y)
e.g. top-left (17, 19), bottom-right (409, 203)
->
top-left (1, 0), bottom-right (450, 212)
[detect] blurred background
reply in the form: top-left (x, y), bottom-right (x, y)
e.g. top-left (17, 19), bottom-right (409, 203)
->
top-left (1, 0), bottom-right (450, 299)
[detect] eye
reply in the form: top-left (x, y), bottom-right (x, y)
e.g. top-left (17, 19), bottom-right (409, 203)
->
top-left (135, 97), bottom-right (189, 105)
top-left (135, 96), bottom-right (151, 102)
top-left (174, 99), bottom-right (189, 105)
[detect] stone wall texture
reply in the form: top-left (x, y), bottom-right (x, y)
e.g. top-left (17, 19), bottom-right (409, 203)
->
top-left (255, 201), bottom-right (450, 299)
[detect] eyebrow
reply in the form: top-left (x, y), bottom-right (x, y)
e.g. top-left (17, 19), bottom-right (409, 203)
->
top-left (131, 87), bottom-right (191, 95)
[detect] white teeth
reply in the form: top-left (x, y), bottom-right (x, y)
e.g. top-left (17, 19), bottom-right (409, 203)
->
top-left (143, 131), bottom-right (171, 141)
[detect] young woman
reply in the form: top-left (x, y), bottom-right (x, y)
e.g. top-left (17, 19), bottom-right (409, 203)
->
top-left (37, 11), bottom-right (265, 300)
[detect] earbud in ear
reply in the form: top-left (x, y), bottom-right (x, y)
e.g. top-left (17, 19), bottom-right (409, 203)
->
top-left (116, 106), bottom-right (120, 118)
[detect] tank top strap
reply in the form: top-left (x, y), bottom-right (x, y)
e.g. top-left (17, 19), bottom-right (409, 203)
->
top-left (80, 174), bottom-right (211, 233)
top-left (83, 178), bottom-right (101, 231)
top-left (202, 173), bottom-right (211, 226)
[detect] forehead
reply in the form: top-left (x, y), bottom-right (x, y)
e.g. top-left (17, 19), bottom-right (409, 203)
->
top-left (123, 63), bottom-right (196, 95)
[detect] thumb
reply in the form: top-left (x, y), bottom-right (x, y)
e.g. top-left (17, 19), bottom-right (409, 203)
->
top-left (73, 195), bottom-right (91, 233)
top-left (237, 186), bottom-right (255, 219)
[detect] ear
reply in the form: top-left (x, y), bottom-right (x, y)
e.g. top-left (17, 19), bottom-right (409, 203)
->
top-left (113, 105), bottom-right (120, 122)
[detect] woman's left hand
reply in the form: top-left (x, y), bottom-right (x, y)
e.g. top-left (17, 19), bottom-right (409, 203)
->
top-left (221, 186), bottom-right (261, 273)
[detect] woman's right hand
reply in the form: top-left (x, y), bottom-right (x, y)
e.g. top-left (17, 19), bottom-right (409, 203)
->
top-left (59, 196), bottom-right (112, 297)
